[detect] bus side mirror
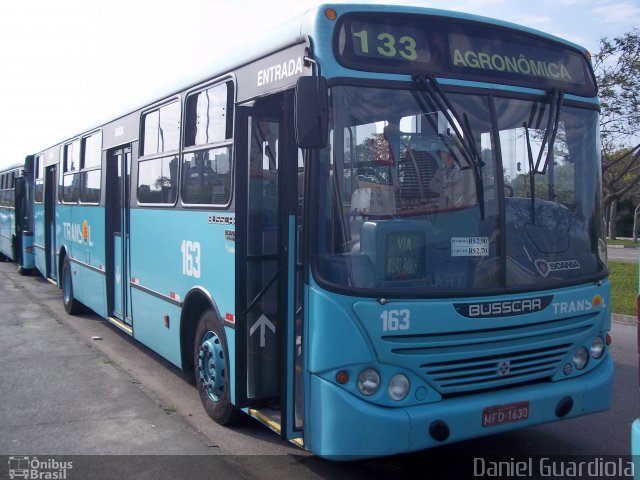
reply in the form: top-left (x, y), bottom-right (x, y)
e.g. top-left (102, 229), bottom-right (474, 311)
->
top-left (294, 76), bottom-right (328, 149)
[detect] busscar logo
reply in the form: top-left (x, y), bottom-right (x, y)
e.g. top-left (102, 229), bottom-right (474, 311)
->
top-left (454, 295), bottom-right (553, 318)
top-left (535, 258), bottom-right (581, 278)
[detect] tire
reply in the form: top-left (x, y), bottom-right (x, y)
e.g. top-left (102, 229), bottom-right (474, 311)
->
top-left (17, 266), bottom-right (30, 276)
top-left (62, 256), bottom-right (81, 315)
top-left (194, 309), bottom-right (241, 425)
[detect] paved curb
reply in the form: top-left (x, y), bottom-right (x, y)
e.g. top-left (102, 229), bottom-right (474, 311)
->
top-left (612, 313), bottom-right (636, 325)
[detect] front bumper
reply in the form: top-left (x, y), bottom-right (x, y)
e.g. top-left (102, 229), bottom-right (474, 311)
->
top-left (306, 354), bottom-right (613, 460)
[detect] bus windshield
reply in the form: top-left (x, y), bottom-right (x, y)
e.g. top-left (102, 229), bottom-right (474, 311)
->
top-left (313, 84), bottom-right (607, 295)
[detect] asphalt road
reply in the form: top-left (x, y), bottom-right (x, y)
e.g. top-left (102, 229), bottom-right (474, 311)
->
top-left (608, 246), bottom-right (639, 263)
top-left (0, 262), bottom-right (636, 480)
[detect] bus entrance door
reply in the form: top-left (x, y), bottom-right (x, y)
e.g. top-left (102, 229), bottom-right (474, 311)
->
top-left (235, 93), bottom-right (302, 442)
top-left (44, 165), bottom-right (57, 281)
top-left (14, 176), bottom-right (24, 264)
top-left (106, 146), bottom-right (132, 329)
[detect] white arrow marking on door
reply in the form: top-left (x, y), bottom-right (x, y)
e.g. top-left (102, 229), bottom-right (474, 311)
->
top-left (249, 314), bottom-right (276, 348)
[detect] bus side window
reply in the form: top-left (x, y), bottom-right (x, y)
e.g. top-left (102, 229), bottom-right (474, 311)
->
top-left (142, 101), bottom-right (180, 158)
top-left (79, 132), bottom-right (102, 204)
top-left (138, 100), bottom-right (181, 206)
top-left (62, 140), bottom-right (80, 203)
top-left (137, 156), bottom-right (178, 205)
top-left (181, 148), bottom-right (231, 205)
top-left (181, 81), bottom-right (234, 207)
top-left (35, 155), bottom-right (44, 204)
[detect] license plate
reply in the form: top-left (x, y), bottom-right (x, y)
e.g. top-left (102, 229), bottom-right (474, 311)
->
top-left (482, 400), bottom-right (530, 427)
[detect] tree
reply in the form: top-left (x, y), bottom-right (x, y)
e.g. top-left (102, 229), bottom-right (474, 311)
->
top-left (592, 29), bottom-right (640, 238)
top-left (601, 146), bottom-right (640, 238)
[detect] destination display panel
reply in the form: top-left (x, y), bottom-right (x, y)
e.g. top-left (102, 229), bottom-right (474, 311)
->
top-left (335, 13), bottom-right (597, 96)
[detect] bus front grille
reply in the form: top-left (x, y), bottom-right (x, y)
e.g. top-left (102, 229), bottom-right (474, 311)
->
top-left (383, 313), bottom-right (598, 395)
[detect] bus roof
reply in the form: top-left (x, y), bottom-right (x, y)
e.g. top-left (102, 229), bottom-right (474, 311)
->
top-left (314, 3), bottom-right (590, 53)
top-left (32, 3), bottom-right (593, 158)
top-left (0, 163), bottom-right (24, 175)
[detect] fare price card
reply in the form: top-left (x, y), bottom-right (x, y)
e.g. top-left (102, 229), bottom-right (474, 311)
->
top-left (451, 237), bottom-right (489, 257)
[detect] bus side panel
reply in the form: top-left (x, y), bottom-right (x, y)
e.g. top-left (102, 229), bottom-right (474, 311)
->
top-left (128, 208), bottom-right (236, 371)
top-left (33, 204), bottom-right (46, 276)
top-left (21, 232), bottom-right (35, 269)
top-left (56, 204), bottom-right (73, 286)
top-left (75, 265), bottom-right (108, 317)
top-left (68, 207), bottom-right (107, 317)
top-left (130, 288), bottom-right (183, 367)
top-left (9, 207), bottom-right (16, 260)
top-left (0, 205), bottom-right (16, 260)
top-left (0, 205), bottom-right (7, 258)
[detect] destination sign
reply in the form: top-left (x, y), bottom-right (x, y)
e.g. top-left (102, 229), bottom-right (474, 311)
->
top-left (335, 13), bottom-right (596, 96)
top-left (385, 231), bottom-right (426, 280)
top-left (448, 33), bottom-right (588, 87)
top-left (349, 22), bottom-right (430, 64)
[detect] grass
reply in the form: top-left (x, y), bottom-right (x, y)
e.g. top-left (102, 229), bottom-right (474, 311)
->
top-left (609, 260), bottom-right (638, 316)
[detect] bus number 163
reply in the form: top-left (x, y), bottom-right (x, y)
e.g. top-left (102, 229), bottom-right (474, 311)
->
top-left (181, 240), bottom-right (201, 278)
top-left (381, 309), bottom-right (410, 332)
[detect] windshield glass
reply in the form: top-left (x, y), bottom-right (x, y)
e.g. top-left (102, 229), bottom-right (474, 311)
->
top-left (313, 85), bottom-right (606, 295)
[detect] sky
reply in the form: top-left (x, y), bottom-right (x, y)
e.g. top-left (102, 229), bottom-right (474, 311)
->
top-left (0, 0), bottom-right (638, 170)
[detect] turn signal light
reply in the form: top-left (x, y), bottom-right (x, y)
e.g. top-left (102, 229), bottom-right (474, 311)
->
top-left (336, 370), bottom-right (349, 384)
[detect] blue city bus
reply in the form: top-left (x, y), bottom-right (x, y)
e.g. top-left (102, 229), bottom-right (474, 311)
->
top-left (0, 159), bottom-right (34, 275)
top-left (28, 4), bottom-right (612, 459)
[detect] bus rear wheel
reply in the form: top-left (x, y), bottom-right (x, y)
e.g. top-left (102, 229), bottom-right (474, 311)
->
top-left (62, 256), bottom-right (81, 315)
top-left (194, 309), bottom-right (240, 426)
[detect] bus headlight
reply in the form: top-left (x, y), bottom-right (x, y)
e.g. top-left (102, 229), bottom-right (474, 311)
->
top-left (572, 347), bottom-right (589, 370)
top-left (357, 368), bottom-right (380, 396)
top-left (591, 336), bottom-right (605, 359)
top-left (387, 373), bottom-right (410, 401)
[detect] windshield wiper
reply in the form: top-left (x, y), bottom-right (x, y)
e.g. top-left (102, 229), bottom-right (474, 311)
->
top-left (412, 74), bottom-right (482, 168)
top-left (522, 88), bottom-right (564, 222)
top-left (412, 73), bottom-right (485, 218)
top-left (523, 123), bottom-right (538, 223)
top-left (528, 88), bottom-right (564, 174)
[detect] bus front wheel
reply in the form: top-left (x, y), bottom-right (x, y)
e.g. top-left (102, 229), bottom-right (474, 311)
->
top-left (194, 309), bottom-right (240, 426)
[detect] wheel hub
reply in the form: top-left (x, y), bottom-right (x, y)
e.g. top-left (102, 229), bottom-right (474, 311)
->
top-left (197, 331), bottom-right (225, 402)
